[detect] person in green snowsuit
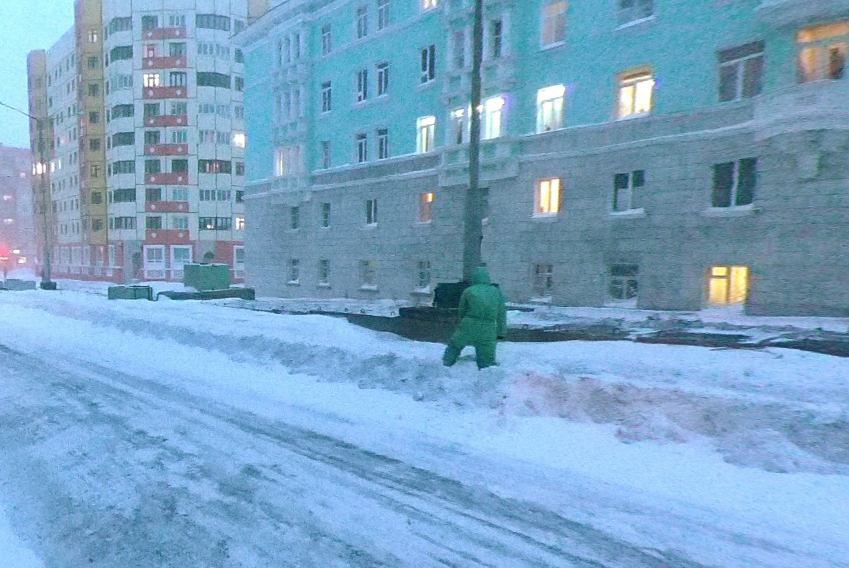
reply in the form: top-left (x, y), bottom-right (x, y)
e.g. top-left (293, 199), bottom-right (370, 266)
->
top-left (442, 267), bottom-right (507, 369)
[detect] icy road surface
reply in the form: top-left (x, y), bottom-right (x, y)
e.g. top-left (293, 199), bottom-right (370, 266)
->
top-left (1, 288), bottom-right (847, 567)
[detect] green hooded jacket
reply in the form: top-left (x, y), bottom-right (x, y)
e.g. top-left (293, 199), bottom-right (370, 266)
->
top-left (454, 267), bottom-right (507, 342)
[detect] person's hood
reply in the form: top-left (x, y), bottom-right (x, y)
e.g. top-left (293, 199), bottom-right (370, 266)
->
top-left (471, 267), bottom-right (491, 285)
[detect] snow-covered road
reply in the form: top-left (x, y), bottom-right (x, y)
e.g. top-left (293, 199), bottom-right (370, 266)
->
top-left (1, 288), bottom-right (847, 567)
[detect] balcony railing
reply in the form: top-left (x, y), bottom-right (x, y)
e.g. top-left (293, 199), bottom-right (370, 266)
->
top-left (143, 86), bottom-right (187, 99)
top-left (142, 27), bottom-right (187, 40)
top-left (145, 172), bottom-right (189, 185)
top-left (143, 56), bottom-right (187, 69)
top-left (145, 229), bottom-right (191, 244)
top-left (755, 78), bottom-right (849, 139)
top-left (146, 201), bottom-right (190, 213)
top-left (145, 143), bottom-right (189, 156)
top-left (144, 114), bottom-right (188, 127)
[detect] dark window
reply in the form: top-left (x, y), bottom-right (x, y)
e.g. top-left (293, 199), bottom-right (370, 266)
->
top-left (146, 187), bottom-right (162, 202)
top-left (144, 159), bottom-right (161, 174)
top-left (197, 72), bottom-right (231, 88)
top-left (108, 17), bottom-right (132, 34)
top-left (112, 132), bottom-right (135, 147)
top-left (170, 72), bottom-right (187, 87)
top-left (110, 46), bottom-right (133, 62)
top-left (712, 158), bottom-right (757, 207)
top-left (112, 104), bottom-right (134, 118)
top-left (718, 41), bottom-right (764, 102)
top-left (146, 216), bottom-right (162, 229)
top-left (88, 56), bottom-right (99, 69)
top-left (170, 43), bottom-right (187, 57)
top-left (144, 103), bottom-right (160, 117)
top-left (113, 188), bottom-right (136, 202)
top-left (88, 83), bottom-right (100, 97)
top-left (196, 14), bottom-right (230, 31)
top-left (111, 160), bottom-right (135, 175)
top-left (92, 218), bottom-right (103, 231)
top-left (89, 111), bottom-right (100, 124)
top-left (235, 76), bottom-right (244, 91)
top-left (89, 138), bottom-right (101, 151)
top-left (90, 192), bottom-right (102, 204)
top-left (234, 49), bottom-right (244, 63)
top-left (235, 162), bottom-right (245, 175)
top-left (171, 159), bottom-right (188, 173)
top-left (236, 190), bottom-right (244, 203)
top-left (142, 15), bottom-right (159, 30)
top-left (144, 130), bottom-right (161, 145)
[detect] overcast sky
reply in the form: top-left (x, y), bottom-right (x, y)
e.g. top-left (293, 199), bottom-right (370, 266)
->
top-left (0, 0), bottom-right (76, 149)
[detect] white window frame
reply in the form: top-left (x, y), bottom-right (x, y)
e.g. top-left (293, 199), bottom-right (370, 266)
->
top-left (420, 45), bottom-right (436, 84)
top-left (617, 0), bottom-right (654, 27)
top-left (366, 199), bottom-right (378, 226)
top-left (321, 81), bottom-right (332, 113)
top-left (321, 25), bottom-right (332, 55)
top-left (482, 96), bottom-right (504, 140)
top-left (421, 0), bottom-right (438, 10)
top-left (451, 108), bottom-right (468, 144)
top-left (612, 170), bottom-right (645, 213)
top-left (718, 42), bottom-right (765, 102)
top-left (417, 116), bottom-right (436, 153)
top-left (377, 128), bottom-right (389, 160)
top-left (378, 0), bottom-right (391, 30)
top-left (537, 85), bottom-right (565, 133)
top-left (170, 245), bottom-right (192, 279)
top-left (360, 259), bottom-right (377, 289)
top-left (143, 73), bottom-right (161, 87)
top-left (617, 70), bottom-right (654, 119)
top-left (356, 133), bottom-right (368, 163)
top-left (608, 264), bottom-right (639, 306)
top-left (541, 0), bottom-right (567, 48)
top-left (376, 62), bottom-right (389, 96)
top-left (356, 5), bottom-right (369, 39)
top-left (143, 245), bottom-right (166, 280)
top-left (535, 177), bottom-right (561, 217)
top-left (318, 259), bottom-right (330, 285)
top-left (287, 258), bottom-right (300, 284)
top-left (356, 68), bottom-right (369, 102)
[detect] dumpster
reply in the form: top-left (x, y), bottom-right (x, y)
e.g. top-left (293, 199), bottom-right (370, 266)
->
top-left (183, 263), bottom-right (231, 291)
top-left (107, 285), bottom-right (153, 300)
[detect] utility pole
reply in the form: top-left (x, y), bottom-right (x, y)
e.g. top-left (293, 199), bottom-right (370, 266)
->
top-left (462, 0), bottom-right (485, 282)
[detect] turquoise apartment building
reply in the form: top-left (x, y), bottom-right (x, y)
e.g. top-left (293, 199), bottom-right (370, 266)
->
top-left (238, 0), bottom-right (849, 316)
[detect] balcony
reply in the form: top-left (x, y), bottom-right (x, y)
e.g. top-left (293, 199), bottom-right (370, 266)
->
top-left (756, 0), bottom-right (849, 27)
top-left (142, 27), bottom-right (187, 40)
top-left (145, 229), bottom-right (191, 244)
top-left (755, 78), bottom-right (849, 139)
top-left (146, 201), bottom-right (190, 213)
top-left (143, 56), bottom-right (187, 70)
top-left (143, 86), bottom-right (187, 99)
top-left (145, 143), bottom-right (189, 156)
top-left (145, 172), bottom-right (189, 185)
top-left (144, 114), bottom-right (188, 128)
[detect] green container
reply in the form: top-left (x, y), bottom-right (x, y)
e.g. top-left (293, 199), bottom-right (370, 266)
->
top-left (108, 285), bottom-right (153, 300)
top-left (182, 263), bottom-right (231, 291)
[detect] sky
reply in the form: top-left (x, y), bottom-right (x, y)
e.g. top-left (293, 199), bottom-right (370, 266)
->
top-left (0, 0), bottom-right (76, 149)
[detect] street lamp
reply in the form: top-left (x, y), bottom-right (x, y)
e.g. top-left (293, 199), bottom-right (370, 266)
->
top-left (0, 100), bottom-right (56, 290)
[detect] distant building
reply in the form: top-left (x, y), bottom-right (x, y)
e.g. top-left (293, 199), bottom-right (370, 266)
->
top-left (238, 0), bottom-right (849, 316)
top-left (27, 0), bottom-right (248, 283)
top-left (0, 144), bottom-right (35, 265)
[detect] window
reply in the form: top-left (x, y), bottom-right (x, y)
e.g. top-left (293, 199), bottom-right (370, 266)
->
top-left (146, 216), bottom-right (163, 229)
top-left (420, 45), bottom-right (436, 83)
top-left (89, 139), bottom-right (101, 151)
top-left (290, 206), bottom-right (300, 229)
top-left (532, 264), bottom-right (553, 297)
top-left (143, 73), bottom-right (161, 87)
top-left (357, 68), bottom-right (369, 102)
top-left (197, 72), bottom-right (231, 88)
top-left (483, 96), bottom-right (504, 139)
top-left (145, 45), bottom-right (157, 58)
top-left (321, 25), bottom-right (332, 55)
top-left (171, 159), bottom-right (188, 173)
top-left (422, 0), bottom-right (438, 10)
top-left (112, 104), bottom-right (134, 118)
top-left (618, 0), bottom-right (653, 26)
top-left (321, 81), bottom-right (332, 112)
top-left (453, 30), bottom-right (466, 69)
top-left (145, 187), bottom-right (162, 202)
top-left (535, 178), bottom-right (561, 216)
top-left (712, 158), bottom-right (757, 208)
top-left (377, 63), bottom-right (390, 96)
top-left (320, 141), bottom-right (331, 168)
top-left (144, 103), bottom-right (160, 117)
top-left (110, 216), bottom-right (135, 230)
top-left (356, 133), bottom-right (369, 163)
top-left (111, 161), bottom-right (135, 175)
top-left (92, 219), bottom-right (103, 232)
top-left (797, 22), bottom-right (848, 82)
top-left (88, 56), bottom-right (99, 69)
top-left (170, 102), bottom-right (187, 115)
top-left (199, 160), bottom-right (232, 174)
top-left (171, 130), bottom-right (188, 144)
top-left (418, 192), bottom-right (434, 222)
top-left (108, 17), bottom-right (131, 33)
top-left (112, 132), bottom-right (134, 146)
top-left (144, 159), bottom-right (161, 174)
top-left (172, 246), bottom-right (192, 273)
top-left (707, 265), bottom-right (749, 306)
top-left (360, 260), bottom-right (377, 288)
top-left (234, 216), bottom-right (245, 231)
top-left (234, 49), bottom-right (244, 63)
top-left (417, 260), bottom-right (432, 289)
top-left (112, 188), bottom-right (135, 202)
top-left (172, 188), bottom-right (188, 201)
top-left (233, 132), bottom-right (246, 148)
top-left (356, 5), bottom-right (369, 39)
top-left (609, 264), bottom-right (639, 304)
top-left (541, 1), bottom-right (567, 47)
top-left (110, 46), bottom-right (133, 62)
top-left (90, 192), bottom-right (103, 205)
top-left (287, 259), bottom-right (300, 283)
top-left (88, 83), bottom-right (100, 97)
top-left (378, 0), bottom-right (391, 30)
top-left (719, 42), bottom-right (764, 101)
top-left (451, 108), bottom-right (467, 144)
top-left (170, 72), bottom-right (187, 87)
top-left (196, 14), bottom-right (230, 31)
top-left (377, 129), bottom-right (389, 159)
top-left (235, 77), bottom-right (244, 91)
top-left (613, 170), bottom-right (645, 212)
top-left (617, 69), bottom-right (654, 118)
top-left (318, 259), bottom-right (330, 285)
top-left (89, 111), bottom-right (100, 124)
top-left (171, 215), bottom-right (189, 229)
top-left (199, 217), bottom-right (232, 230)
top-left (321, 202), bottom-right (331, 227)
top-left (88, 30), bottom-right (99, 43)
top-left (537, 85), bottom-right (565, 132)
top-left (490, 19), bottom-right (503, 58)
top-left (142, 15), bottom-right (159, 30)
top-left (417, 116), bottom-right (436, 153)
top-left (366, 199), bottom-right (378, 225)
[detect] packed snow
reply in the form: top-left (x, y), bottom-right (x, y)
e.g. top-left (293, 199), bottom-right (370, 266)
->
top-left (0, 279), bottom-right (847, 567)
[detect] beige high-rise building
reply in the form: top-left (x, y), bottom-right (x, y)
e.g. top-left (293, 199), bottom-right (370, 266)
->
top-left (27, 0), bottom-right (247, 284)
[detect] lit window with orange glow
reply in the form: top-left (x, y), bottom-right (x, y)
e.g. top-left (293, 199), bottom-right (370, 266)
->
top-left (617, 69), bottom-right (654, 119)
top-left (418, 192), bottom-right (434, 222)
top-left (708, 265), bottom-right (749, 305)
top-left (797, 21), bottom-right (849, 82)
top-left (535, 178), bottom-right (561, 216)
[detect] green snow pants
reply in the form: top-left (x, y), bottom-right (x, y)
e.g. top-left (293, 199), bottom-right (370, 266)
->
top-left (442, 318), bottom-right (498, 369)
